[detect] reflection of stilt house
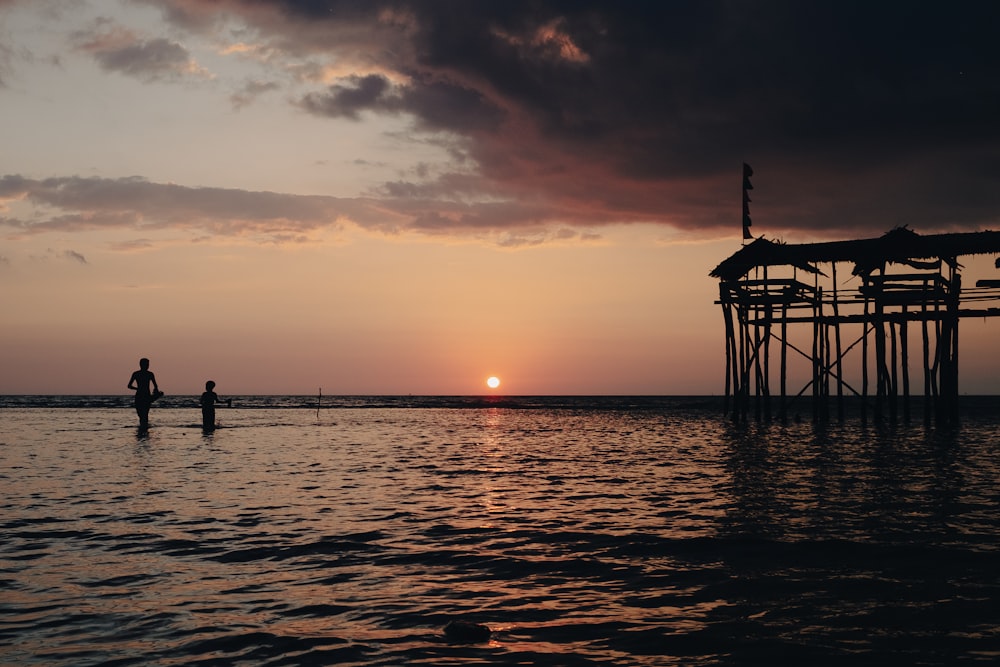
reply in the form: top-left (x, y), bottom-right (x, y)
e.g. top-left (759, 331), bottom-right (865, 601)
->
top-left (711, 227), bottom-right (1000, 423)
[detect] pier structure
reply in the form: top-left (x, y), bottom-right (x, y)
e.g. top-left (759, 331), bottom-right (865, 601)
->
top-left (711, 227), bottom-right (1000, 423)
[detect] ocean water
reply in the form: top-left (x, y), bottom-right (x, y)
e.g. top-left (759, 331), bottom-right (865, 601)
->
top-left (1, 395), bottom-right (999, 666)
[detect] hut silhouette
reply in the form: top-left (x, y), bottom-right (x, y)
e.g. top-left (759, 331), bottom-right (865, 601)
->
top-left (711, 227), bottom-right (1000, 423)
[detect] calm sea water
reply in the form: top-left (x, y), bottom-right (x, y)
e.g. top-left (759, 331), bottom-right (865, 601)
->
top-left (2, 395), bottom-right (999, 666)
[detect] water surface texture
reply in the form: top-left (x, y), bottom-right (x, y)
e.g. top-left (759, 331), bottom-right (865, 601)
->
top-left (2, 396), bottom-right (999, 665)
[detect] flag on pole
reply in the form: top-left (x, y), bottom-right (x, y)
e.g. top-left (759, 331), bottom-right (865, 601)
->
top-left (742, 163), bottom-right (753, 240)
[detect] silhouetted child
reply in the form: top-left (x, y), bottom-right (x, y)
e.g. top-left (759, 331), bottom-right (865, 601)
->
top-left (128, 357), bottom-right (161, 428)
top-left (200, 380), bottom-right (230, 430)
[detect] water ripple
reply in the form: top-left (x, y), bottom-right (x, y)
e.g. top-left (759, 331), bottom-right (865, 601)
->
top-left (2, 402), bottom-right (999, 665)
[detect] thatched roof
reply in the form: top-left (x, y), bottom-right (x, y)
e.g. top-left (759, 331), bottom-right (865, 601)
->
top-left (710, 227), bottom-right (1000, 281)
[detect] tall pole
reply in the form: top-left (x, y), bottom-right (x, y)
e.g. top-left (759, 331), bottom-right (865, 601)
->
top-left (832, 262), bottom-right (845, 420)
top-left (890, 321), bottom-right (898, 421)
top-left (874, 266), bottom-right (886, 420)
top-left (721, 283), bottom-right (735, 417)
top-left (922, 278), bottom-right (931, 424)
top-left (780, 293), bottom-right (788, 423)
top-left (742, 163), bottom-right (754, 241)
top-left (763, 266), bottom-right (772, 420)
top-left (901, 305), bottom-right (910, 422)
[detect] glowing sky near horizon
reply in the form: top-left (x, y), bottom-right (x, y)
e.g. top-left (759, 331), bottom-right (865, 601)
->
top-left (2, 1), bottom-right (1000, 395)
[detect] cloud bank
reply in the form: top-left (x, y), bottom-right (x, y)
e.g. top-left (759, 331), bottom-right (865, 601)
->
top-left (0, 174), bottom-right (602, 247)
top-left (7, 0), bottom-right (1000, 243)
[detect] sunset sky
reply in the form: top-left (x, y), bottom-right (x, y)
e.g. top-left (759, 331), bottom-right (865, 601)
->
top-left (3, 0), bottom-right (1000, 395)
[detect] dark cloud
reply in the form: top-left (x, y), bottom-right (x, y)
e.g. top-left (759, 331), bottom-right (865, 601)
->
top-left (298, 74), bottom-right (504, 132)
top-left (0, 175), bottom-right (364, 241)
top-left (69, 1), bottom-right (1000, 237)
top-left (230, 78), bottom-right (281, 109)
top-left (299, 74), bottom-right (394, 120)
top-left (0, 174), bottom-right (599, 244)
top-left (64, 250), bottom-right (87, 264)
top-left (73, 20), bottom-right (206, 82)
top-left (110, 239), bottom-right (156, 252)
top-left (0, 42), bottom-right (11, 87)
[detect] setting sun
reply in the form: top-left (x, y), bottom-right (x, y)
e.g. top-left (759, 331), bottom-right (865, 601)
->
top-left (486, 376), bottom-right (501, 389)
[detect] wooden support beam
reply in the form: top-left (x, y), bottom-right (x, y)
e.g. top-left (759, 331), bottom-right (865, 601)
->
top-left (780, 299), bottom-right (788, 422)
top-left (720, 283), bottom-right (739, 418)
top-left (832, 262), bottom-right (845, 420)
top-left (862, 278), bottom-right (870, 421)
top-left (890, 320), bottom-right (898, 421)
top-left (874, 267), bottom-right (887, 420)
top-left (713, 229), bottom-right (1000, 424)
top-left (901, 306), bottom-right (910, 421)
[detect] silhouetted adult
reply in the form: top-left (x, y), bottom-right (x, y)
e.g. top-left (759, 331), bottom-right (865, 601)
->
top-left (128, 358), bottom-right (160, 428)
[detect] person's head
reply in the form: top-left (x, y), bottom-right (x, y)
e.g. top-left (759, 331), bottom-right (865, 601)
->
top-left (205, 380), bottom-right (215, 391)
top-left (139, 358), bottom-right (149, 370)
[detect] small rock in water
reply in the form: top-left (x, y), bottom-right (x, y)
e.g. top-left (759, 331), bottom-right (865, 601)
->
top-left (443, 620), bottom-right (492, 643)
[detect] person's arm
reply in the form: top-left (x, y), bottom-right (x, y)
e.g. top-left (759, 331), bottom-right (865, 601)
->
top-left (150, 372), bottom-right (159, 392)
top-left (128, 371), bottom-right (138, 390)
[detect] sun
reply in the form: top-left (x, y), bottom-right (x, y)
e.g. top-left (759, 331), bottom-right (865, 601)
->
top-left (486, 376), bottom-right (501, 389)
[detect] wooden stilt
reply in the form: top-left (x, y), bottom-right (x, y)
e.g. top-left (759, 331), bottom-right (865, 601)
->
top-left (822, 287), bottom-right (831, 421)
top-left (901, 306), bottom-right (910, 422)
top-left (832, 262), bottom-right (845, 420)
top-left (862, 276), bottom-right (870, 422)
top-left (890, 320), bottom-right (898, 421)
top-left (720, 284), bottom-right (734, 417)
top-left (780, 295), bottom-right (788, 423)
top-left (874, 269), bottom-right (886, 421)
top-left (753, 302), bottom-right (762, 421)
top-left (710, 229), bottom-right (999, 426)
top-left (812, 275), bottom-right (821, 422)
top-left (947, 270), bottom-right (962, 422)
top-left (739, 300), bottom-right (749, 421)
